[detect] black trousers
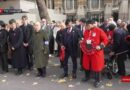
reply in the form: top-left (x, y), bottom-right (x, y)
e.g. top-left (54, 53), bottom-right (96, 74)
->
top-left (0, 53), bottom-right (8, 72)
top-left (84, 70), bottom-right (101, 82)
top-left (49, 37), bottom-right (54, 54)
top-left (80, 50), bottom-right (83, 69)
top-left (26, 53), bottom-right (33, 69)
top-left (116, 53), bottom-right (127, 76)
top-left (63, 51), bottom-right (77, 74)
top-left (26, 47), bottom-right (33, 69)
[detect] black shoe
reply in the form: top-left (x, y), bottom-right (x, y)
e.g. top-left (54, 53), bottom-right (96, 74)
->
top-left (94, 81), bottom-right (101, 88)
top-left (0, 70), bottom-right (5, 74)
top-left (60, 73), bottom-right (68, 78)
top-left (36, 73), bottom-right (41, 77)
top-left (15, 71), bottom-right (23, 75)
top-left (41, 73), bottom-right (46, 78)
top-left (19, 71), bottom-right (23, 75)
top-left (28, 67), bottom-right (33, 71)
top-left (60, 65), bottom-right (63, 68)
top-left (72, 73), bottom-right (77, 79)
top-left (4, 70), bottom-right (9, 73)
top-left (3, 68), bottom-right (9, 73)
top-left (80, 68), bottom-right (84, 71)
top-left (81, 78), bottom-right (90, 82)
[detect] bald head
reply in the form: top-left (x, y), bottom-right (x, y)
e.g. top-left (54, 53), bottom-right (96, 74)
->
top-left (41, 18), bottom-right (47, 25)
top-left (34, 22), bottom-right (41, 32)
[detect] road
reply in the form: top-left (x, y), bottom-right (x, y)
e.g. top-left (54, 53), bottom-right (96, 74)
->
top-left (0, 57), bottom-right (130, 90)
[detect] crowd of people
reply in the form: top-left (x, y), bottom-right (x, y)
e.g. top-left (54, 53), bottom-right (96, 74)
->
top-left (0, 15), bottom-right (130, 88)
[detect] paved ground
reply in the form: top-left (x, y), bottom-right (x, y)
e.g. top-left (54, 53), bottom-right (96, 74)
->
top-left (0, 57), bottom-right (130, 90)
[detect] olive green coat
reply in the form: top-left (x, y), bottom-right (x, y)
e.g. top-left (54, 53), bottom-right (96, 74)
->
top-left (33, 30), bottom-right (49, 68)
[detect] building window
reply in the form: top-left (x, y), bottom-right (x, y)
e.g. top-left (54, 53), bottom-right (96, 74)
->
top-left (48, 0), bottom-right (51, 9)
top-left (113, 0), bottom-right (119, 7)
top-left (66, 0), bottom-right (73, 10)
top-left (47, 0), bottom-right (54, 9)
top-left (62, 0), bottom-right (76, 10)
top-left (87, 0), bottom-right (91, 9)
top-left (62, 0), bottom-right (65, 10)
top-left (74, 0), bottom-right (78, 9)
top-left (100, 0), bottom-right (104, 8)
top-left (91, 0), bottom-right (99, 9)
top-left (52, 0), bottom-right (54, 9)
top-left (45, 0), bottom-right (47, 5)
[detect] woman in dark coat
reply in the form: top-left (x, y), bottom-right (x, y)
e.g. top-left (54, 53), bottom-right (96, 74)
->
top-left (56, 22), bottom-right (66, 68)
top-left (8, 19), bottom-right (26, 75)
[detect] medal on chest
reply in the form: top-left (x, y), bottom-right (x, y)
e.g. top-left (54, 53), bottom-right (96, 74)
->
top-left (86, 39), bottom-right (91, 44)
top-left (92, 32), bottom-right (96, 37)
top-left (86, 39), bottom-right (92, 50)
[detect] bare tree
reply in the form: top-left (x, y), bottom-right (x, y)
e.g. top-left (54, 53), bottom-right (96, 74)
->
top-left (36, 0), bottom-right (50, 22)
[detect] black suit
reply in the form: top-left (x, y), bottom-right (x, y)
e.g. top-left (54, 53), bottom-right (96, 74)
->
top-left (61, 27), bottom-right (81, 74)
top-left (75, 25), bottom-right (84, 69)
top-left (126, 24), bottom-right (130, 59)
top-left (20, 24), bottom-right (34, 69)
top-left (0, 29), bottom-right (8, 72)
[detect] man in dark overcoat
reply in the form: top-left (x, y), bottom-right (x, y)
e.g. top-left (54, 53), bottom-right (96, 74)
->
top-left (8, 19), bottom-right (26, 75)
top-left (112, 22), bottom-right (129, 76)
top-left (0, 21), bottom-right (8, 73)
top-left (20, 15), bottom-right (34, 70)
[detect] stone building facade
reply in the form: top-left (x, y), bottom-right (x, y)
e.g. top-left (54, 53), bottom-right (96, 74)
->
top-left (0, 0), bottom-right (129, 22)
top-left (45, 0), bottom-right (129, 22)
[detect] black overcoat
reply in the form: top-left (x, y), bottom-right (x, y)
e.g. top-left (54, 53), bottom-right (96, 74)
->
top-left (9, 28), bottom-right (26, 68)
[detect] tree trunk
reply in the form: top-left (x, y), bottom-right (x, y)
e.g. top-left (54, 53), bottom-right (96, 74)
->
top-left (36, 0), bottom-right (50, 22)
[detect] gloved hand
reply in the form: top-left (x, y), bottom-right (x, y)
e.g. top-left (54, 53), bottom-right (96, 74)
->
top-left (96, 45), bottom-right (101, 50)
top-left (96, 43), bottom-right (105, 50)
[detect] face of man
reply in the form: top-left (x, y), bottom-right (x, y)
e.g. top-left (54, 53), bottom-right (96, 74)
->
top-left (66, 21), bottom-right (72, 28)
top-left (34, 22), bottom-right (41, 32)
top-left (22, 18), bottom-right (28, 25)
top-left (86, 24), bottom-right (94, 30)
top-left (76, 20), bottom-right (79, 25)
top-left (120, 22), bottom-right (126, 28)
top-left (104, 19), bottom-right (108, 24)
top-left (79, 21), bottom-right (84, 26)
top-left (10, 23), bottom-right (16, 30)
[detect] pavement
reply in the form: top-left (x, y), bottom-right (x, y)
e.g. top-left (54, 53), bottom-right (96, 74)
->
top-left (0, 56), bottom-right (130, 90)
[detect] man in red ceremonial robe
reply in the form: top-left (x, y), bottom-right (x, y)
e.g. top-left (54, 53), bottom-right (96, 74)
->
top-left (81, 20), bottom-right (108, 88)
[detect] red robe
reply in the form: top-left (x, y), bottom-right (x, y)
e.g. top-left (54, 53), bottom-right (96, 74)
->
top-left (82, 27), bottom-right (108, 72)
